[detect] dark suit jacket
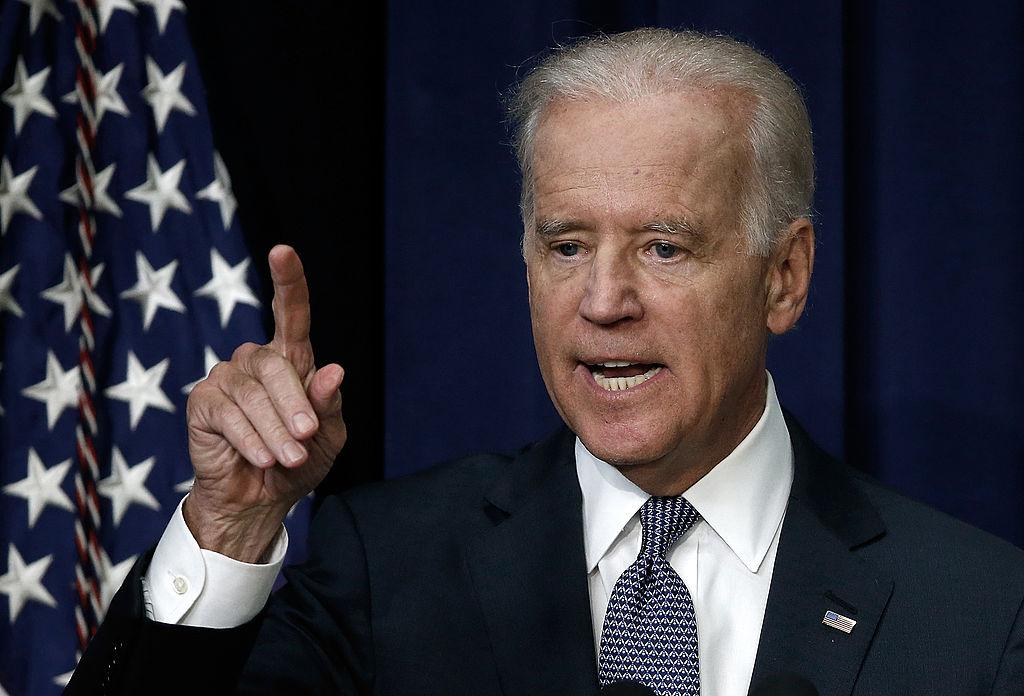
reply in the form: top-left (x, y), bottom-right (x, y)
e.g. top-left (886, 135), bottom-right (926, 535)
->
top-left (67, 417), bottom-right (1024, 695)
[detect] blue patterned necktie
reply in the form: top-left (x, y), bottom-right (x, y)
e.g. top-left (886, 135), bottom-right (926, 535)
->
top-left (598, 495), bottom-right (703, 695)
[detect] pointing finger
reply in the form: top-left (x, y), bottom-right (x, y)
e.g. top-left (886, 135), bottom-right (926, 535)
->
top-left (268, 245), bottom-right (312, 366)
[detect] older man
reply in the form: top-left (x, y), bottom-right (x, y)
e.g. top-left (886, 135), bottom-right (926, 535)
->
top-left (69, 29), bottom-right (1024, 696)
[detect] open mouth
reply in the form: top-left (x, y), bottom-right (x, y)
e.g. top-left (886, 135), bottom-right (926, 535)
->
top-left (585, 361), bottom-right (663, 391)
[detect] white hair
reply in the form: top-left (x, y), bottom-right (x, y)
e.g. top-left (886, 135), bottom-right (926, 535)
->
top-left (507, 28), bottom-right (815, 256)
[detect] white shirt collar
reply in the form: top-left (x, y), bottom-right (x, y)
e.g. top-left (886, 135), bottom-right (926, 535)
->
top-left (576, 371), bottom-right (794, 574)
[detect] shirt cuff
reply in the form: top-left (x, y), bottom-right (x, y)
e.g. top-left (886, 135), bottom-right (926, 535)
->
top-left (144, 495), bottom-right (288, 628)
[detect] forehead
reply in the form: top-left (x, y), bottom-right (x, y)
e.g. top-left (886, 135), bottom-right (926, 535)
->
top-left (530, 89), bottom-right (752, 227)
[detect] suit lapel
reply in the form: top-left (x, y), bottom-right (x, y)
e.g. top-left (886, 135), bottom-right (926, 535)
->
top-left (465, 428), bottom-right (600, 696)
top-left (750, 416), bottom-right (894, 696)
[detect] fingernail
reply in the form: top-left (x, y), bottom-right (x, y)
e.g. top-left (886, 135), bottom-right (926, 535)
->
top-left (293, 413), bottom-right (316, 434)
top-left (283, 442), bottom-right (305, 465)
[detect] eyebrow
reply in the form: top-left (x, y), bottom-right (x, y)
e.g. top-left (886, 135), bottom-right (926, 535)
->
top-left (534, 218), bottom-right (586, 238)
top-left (642, 218), bottom-right (707, 246)
top-left (533, 216), bottom-right (708, 245)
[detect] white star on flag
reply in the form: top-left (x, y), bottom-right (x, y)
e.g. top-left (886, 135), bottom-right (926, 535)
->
top-left (0, 158), bottom-right (43, 236)
top-left (2, 58), bottom-right (56, 135)
top-left (104, 351), bottom-right (175, 429)
top-left (182, 346), bottom-right (221, 395)
top-left (16, 0), bottom-right (62, 34)
top-left (119, 253), bottom-right (186, 330)
top-left (2, 449), bottom-right (73, 528)
top-left (61, 63), bottom-right (130, 127)
top-left (40, 254), bottom-right (112, 332)
top-left (98, 447), bottom-right (160, 526)
top-left (95, 546), bottom-right (136, 613)
top-left (173, 477), bottom-right (194, 494)
top-left (60, 162), bottom-right (123, 217)
top-left (0, 544), bottom-right (56, 624)
top-left (125, 155), bottom-right (191, 232)
top-left (196, 152), bottom-right (238, 229)
top-left (135, 0), bottom-right (185, 35)
top-left (95, 0), bottom-right (137, 33)
top-left (20, 351), bottom-right (80, 431)
top-left (52, 667), bottom-right (75, 689)
top-left (141, 57), bottom-right (195, 133)
top-left (0, 265), bottom-right (24, 319)
top-left (194, 249), bottom-right (260, 327)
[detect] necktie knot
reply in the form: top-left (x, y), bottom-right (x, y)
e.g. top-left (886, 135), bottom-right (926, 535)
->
top-left (639, 495), bottom-right (700, 559)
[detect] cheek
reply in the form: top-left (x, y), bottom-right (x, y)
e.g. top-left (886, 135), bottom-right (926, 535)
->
top-left (658, 277), bottom-right (764, 368)
top-left (528, 275), bottom-right (572, 361)
top-left (529, 265), bottom-right (580, 318)
top-left (707, 279), bottom-right (769, 367)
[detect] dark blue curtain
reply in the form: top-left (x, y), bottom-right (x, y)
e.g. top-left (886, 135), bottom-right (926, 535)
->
top-left (384, 1), bottom-right (1024, 547)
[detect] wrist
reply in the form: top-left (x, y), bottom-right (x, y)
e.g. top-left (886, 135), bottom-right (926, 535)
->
top-left (183, 494), bottom-right (289, 563)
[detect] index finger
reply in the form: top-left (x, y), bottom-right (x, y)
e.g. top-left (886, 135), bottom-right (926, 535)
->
top-left (268, 245), bottom-right (311, 358)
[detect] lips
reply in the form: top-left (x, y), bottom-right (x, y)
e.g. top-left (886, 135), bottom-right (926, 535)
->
top-left (584, 360), bottom-right (663, 391)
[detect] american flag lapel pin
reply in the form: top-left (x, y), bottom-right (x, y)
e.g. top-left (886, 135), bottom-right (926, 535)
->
top-left (822, 610), bottom-right (857, 634)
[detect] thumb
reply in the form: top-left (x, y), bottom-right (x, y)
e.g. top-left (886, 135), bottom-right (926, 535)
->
top-left (308, 363), bottom-right (344, 418)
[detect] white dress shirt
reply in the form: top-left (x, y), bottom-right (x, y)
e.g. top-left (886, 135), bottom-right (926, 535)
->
top-left (579, 372), bottom-right (793, 696)
top-left (144, 496), bottom-right (287, 628)
top-left (147, 374), bottom-right (792, 696)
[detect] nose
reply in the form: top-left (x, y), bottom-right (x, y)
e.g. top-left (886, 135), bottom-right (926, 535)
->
top-left (578, 251), bottom-right (643, 326)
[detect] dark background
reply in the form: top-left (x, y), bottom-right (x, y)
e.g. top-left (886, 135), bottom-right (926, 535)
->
top-left (186, 1), bottom-right (1024, 548)
top-left (184, 0), bottom-right (387, 493)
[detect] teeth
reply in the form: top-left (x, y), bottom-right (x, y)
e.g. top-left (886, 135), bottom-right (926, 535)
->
top-left (592, 366), bottom-right (662, 392)
top-left (600, 360), bottom-right (633, 368)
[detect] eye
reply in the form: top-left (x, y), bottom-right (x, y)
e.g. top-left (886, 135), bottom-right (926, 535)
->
top-left (651, 242), bottom-right (680, 259)
top-left (556, 242), bottom-right (580, 257)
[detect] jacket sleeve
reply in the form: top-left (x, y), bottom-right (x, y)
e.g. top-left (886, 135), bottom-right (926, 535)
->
top-left (64, 494), bottom-right (374, 695)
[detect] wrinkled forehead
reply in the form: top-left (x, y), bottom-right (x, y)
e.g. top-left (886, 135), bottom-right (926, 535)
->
top-left (529, 89), bottom-right (755, 226)
top-left (533, 87), bottom-right (753, 166)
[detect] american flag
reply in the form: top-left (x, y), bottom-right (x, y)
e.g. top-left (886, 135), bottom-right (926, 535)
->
top-left (0, 1), bottom-right (310, 692)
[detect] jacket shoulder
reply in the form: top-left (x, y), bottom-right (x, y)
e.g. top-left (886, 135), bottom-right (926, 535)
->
top-left (851, 468), bottom-right (1024, 583)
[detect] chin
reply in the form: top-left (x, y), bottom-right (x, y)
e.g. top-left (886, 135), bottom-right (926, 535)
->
top-left (573, 417), bottom-right (679, 467)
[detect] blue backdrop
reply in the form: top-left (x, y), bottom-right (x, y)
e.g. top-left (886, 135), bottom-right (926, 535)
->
top-left (383, 2), bottom-right (1024, 548)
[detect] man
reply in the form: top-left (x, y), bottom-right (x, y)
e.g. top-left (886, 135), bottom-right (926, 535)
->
top-left (69, 29), bottom-right (1024, 695)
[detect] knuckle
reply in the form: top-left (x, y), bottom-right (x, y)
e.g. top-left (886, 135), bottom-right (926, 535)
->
top-left (221, 405), bottom-right (250, 433)
top-left (263, 420), bottom-right (293, 447)
top-left (253, 350), bottom-right (291, 383)
top-left (240, 431), bottom-right (265, 455)
top-left (206, 361), bottom-right (232, 384)
top-left (187, 379), bottom-right (209, 403)
top-left (186, 381), bottom-right (217, 417)
top-left (231, 342), bottom-right (259, 362)
top-left (236, 378), bottom-right (268, 408)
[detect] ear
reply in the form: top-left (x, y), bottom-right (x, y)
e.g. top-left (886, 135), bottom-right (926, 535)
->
top-left (765, 218), bottom-right (815, 335)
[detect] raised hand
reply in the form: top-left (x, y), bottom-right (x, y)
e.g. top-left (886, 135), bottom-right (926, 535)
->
top-left (183, 245), bottom-right (347, 562)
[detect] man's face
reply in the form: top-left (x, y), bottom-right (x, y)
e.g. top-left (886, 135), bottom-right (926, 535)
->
top-left (524, 90), bottom-right (779, 478)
